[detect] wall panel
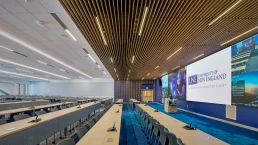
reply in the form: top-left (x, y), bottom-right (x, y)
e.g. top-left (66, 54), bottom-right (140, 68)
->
top-left (114, 80), bottom-right (155, 102)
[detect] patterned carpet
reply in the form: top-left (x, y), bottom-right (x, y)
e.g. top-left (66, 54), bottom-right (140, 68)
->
top-left (119, 104), bottom-right (149, 145)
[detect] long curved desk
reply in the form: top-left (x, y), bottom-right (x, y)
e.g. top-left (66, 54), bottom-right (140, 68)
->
top-left (0, 102), bottom-right (101, 145)
top-left (137, 104), bottom-right (228, 145)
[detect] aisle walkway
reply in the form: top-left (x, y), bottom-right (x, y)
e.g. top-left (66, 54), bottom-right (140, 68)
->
top-left (149, 103), bottom-right (258, 145)
top-left (119, 104), bottom-right (149, 145)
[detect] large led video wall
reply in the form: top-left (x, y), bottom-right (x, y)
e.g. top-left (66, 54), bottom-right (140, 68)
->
top-left (161, 33), bottom-right (258, 107)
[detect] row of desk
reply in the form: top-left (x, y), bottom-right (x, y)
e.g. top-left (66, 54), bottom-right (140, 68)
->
top-left (0, 102), bottom-right (74, 118)
top-left (0, 102), bottom-right (102, 145)
top-left (137, 104), bottom-right (228, 145)
top-left (129, 98), bottom-right (140, 108)
top-left (77, 103), bottom-right (123, 145)
top-left (0, 100), bottom-right (49, 110)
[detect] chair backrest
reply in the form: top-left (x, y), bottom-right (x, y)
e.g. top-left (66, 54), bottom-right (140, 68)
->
top-left (35, 110), bottom-right (46, 116)
top-left (158, 125), bottom-right (167, 145)
top-left (85, 120), bottom-right (95, 130)
top-left (0, 119), bottom-right (7, 125)
top-left (95, 115), bottom-right (101, 120)
top-left (56, 138), bottom-right (75, 145)
top-left (50, 107), bottom-right (59, 112)
top-left (166, 131), bottom-right (178, 145)
top-left (92, 117), bottom-right (98, 123)
top-left (13, 114), bottom-right (30, 121)
top-left (75, 127), bottom-right (88, 139)
top-left (60, 106), bottom-right (67, 110)
top-left (177, 138), bottom-right (184, 145)
top-left (153, 121), bottom-right (160, 136)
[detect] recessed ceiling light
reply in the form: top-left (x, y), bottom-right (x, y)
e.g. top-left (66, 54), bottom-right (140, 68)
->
top-left (102, 70), bottom-right (106, 75)
top-left (114, 68), bottom-right (116, 72)
top-left (95, 17), bottom-right (107, 45)
top-left (65, 29), bottom-right (77, 41)
top-left (37, 60), bottom-right (47, 65)
top-left (155, 65), bottom-right (159, 69)
top-left (0, 58), bottom-right (69, 79)
top-left (10, 75), bottom-right (24, 79)
top-left (97, 65), bottom-right (101, 68)
top-left (0, 70), bottom-right (49, 81)
top-left (131, 56), bottom-right (135, 64)
top-left (193, 53), bottom-right (204, 60)
top-left (209, 0), bottom-right (242, 26)
top-left (0, 30), bottom-right (91, 78)
top-left (88, 54), bottom-right (96, 63)
top-left (110, 58), bottom-right (113, 63)
top-left (142, 77), bottom-right (145, 80)
top-left (16, 68), bottom-right (33, 73)
top-left (221, 26), bottom-right (258, 46)
top-left (0, 45), bottom-right (14, 51)
top-left (172, 65), bottom-right (181, 70)
top-left (147, 73), bottom-right (150, 76)
top-left (139, 7), bottom-right (149, 36)
top-left (129, 70), bottom-right (131, 73)
top-left (161, 72), bottom-right (167, 76)
top-left (167, 47), bottom-right (182, 60)
top-left (116, 74), bottom-right (118, 77)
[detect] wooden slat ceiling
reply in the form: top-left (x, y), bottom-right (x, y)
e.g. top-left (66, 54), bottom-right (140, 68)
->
top-left (59, 0), bottom-right (258, 80)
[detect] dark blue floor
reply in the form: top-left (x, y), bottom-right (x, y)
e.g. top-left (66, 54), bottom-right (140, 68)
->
top-left (149, 103), bottom-right (258, 145)
top-left (119, 104), bottom-right (149, 145)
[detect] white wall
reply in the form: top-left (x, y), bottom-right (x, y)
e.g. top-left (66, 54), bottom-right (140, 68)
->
top-left (29, 78), bottom-right (114, 98)
top-left (0, 77), bottom-right (30, 95)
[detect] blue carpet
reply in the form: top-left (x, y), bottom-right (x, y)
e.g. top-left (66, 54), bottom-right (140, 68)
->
top-left (149, 103), bottom-right (258, 145)
top-left (119, 104), bottom-right (149, 145)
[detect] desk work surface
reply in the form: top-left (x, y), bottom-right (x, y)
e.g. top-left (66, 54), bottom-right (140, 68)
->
top-left (0, 102), bottom-right (74, 116)
top-left (0, 100), bottom-right (47, 104)
top-left (77, 104), bottom-right (123, 145)
top-left (137, 104), bottom-right (228, 145)
top-left (116, 99), bottom-right (123, 103)
top-left (130, 99), bottom-right (140, 103)
top-left (0, 102), bottom-right (100, 138)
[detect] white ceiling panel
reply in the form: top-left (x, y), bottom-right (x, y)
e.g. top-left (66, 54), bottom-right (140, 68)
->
top-left (38, 0), bottom-right (66, 13)
top-left (0, 13), bottom-right (31, 30)
top-left (0, 0), bottom-right (28, 13)
top-left (16, 0), bottom-right (48, 13)
top-left (0, 5), bottom-right (9, 14)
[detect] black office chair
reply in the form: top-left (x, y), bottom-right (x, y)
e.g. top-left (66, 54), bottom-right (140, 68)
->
top-left (75, 127), bottom-right (88, 139)
top-left (56, 138), bottom-right (75, 145)
top-left (13, 114), bottom-right (30, 121)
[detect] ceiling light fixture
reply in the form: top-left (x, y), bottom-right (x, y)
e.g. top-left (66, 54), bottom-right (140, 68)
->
top-left (193, 53), bottom-right (204, 60)
top-left (95, 17), bottom-right (107, 45)
top-left (147, 73), bottom-right (150, 76)
top-left (114, 68), bottom-right (116, 72)
top-left (116, 74), bottom-right (118, 77)
top-left (110, 58), bottom-right (113, 63)
top-left (0, 45), bottom-right (14, 51)
top-left (142, 77), bottom-right (145, 80)
top-left (167, 47), bottom-right (182, 60)
top-left (138, 7), bottom-right (149, 36)
top-left (129, 70), bottom-right (131, 73)
top-left (37, 60), bottom-right (47, 65)
top-left (0, 29), bottom-right (91, 78)
top-left (209, 0), bottom-right (242, 26)
top-left (131, 55), bottom-right (135, 64)
top-left (65, 29), bottom-right (77, 41)
top-left (10, 75), bottom-right (24, 79)
top-left (155, 65), bottom-right (159, 69)
top-left (88, 54), bottom-right (96, 63)
top-left (102, 70), bottom-right (106, 75)
top-left (221, 26), bottom-right (258, 46)
top-left (0, 70), bottom-right (49, 81)
top-left (60, 69), bottom-right (65, 72)
top-left (172, 65), bottom-right (181, 70)
top-left (16, 68), bottom-right (33, 73)
top-left (161, 72), bottom-right (167, 76)
top-left (96, 63), bottom-right (101, 68)
top-left (0, 58), bottom-right (69, 79)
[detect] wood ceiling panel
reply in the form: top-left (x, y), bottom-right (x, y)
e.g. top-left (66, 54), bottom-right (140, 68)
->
top-left (59, 0), bottom-right (258, 80)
